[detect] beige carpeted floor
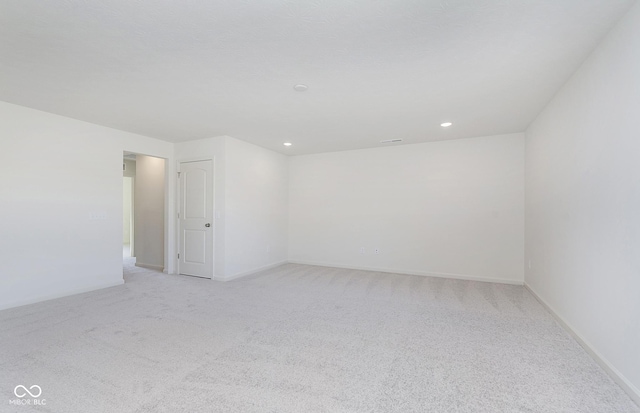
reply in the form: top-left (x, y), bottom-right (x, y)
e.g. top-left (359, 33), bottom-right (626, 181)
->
top-left (1, 262), bottom-right (637, 412)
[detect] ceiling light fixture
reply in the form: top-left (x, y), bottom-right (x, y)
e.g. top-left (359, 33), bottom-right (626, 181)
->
top-left (283, 142), bottom-right (292, 146)
top-left (441, 122), bottom-right (453, 127)
top-left (293, 84), bottom-right (308, 92)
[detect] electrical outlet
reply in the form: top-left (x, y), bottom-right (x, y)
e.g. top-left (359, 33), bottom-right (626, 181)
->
top-left (374, 248), bottom-right (380, 254)
top-left (359, 247), bottom-right (365, 254)
top-left (89, 211), bottom-right (107, 220)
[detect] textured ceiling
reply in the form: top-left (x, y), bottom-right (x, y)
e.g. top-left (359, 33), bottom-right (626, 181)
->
top-left (0, 0), bottom-right (635, 154)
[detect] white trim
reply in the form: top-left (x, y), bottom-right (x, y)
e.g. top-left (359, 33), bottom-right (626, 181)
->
top-left (525, 283), bottom-right (640, 407)
top-left (135, 262), bottom-right (164, 271)
top-left (0, 280), bottom-right (125, 311)
top-left (178, 273), bottom-right (212, 280)
top-left (215, 260), bottom-right (288, 282)
top-left (177, 157), bottom-right (214, 165)
top-left (129, 176), bottom-right (135, 257)
top-left (287, 260), bottom-right (523, 285)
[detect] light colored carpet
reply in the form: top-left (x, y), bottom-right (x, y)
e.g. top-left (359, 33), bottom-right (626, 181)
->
top-left (1, 263), bottom-right (637, 413)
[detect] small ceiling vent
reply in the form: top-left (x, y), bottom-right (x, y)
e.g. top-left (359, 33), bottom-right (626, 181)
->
top-left (380, 139), bottom-right (403, 144)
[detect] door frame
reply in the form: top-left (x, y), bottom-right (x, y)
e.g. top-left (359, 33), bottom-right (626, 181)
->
top-left (176, 158), bottom-right (215, 279)
top-left (122, 176), bottom-right (135, 256)
top-left (122, 151), bottom-right (170, 273)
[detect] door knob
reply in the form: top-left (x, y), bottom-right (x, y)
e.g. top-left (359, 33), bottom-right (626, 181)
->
top-left (205, 223), bottom-right (211, 227)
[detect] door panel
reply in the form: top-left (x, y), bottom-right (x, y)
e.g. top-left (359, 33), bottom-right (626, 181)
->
top-left (184, 230), bottom-right (206, 264)
top-left (179, 160), bottom-right (213, 278)
top-left (184, 168), bottom-right (207, 218)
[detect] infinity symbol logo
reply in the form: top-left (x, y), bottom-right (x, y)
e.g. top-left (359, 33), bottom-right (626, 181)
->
top-left (14, 385), bottom-right (42, 398)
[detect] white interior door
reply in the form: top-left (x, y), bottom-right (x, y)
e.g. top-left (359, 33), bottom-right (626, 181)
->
top-left (179, 160), bottom-right (213, 278)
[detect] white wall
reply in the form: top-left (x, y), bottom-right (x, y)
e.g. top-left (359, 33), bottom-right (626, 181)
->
top-left (123, 159), bottom-right (136, 178)
top-left (224, 137), bottom-right (288, 279)
top-left (0, 101), bottom-right (175, 310)
top-left (289, 133), bottom-right (525, 284)
top-left (134, 155), bottom-right (165, 270)
top-left (525, 2), bottom-right (640, 402)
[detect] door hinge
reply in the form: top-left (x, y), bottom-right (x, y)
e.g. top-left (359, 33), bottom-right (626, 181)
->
top-left (178, 253), bottom-right (180, 259)
top-left (177, 171), bottom-right (181, 178)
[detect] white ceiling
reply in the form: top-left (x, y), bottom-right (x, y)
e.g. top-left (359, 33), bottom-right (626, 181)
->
top-left (0, 0), bottom-right (635, 155)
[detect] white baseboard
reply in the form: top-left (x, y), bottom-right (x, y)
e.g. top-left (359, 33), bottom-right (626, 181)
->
top-left (0, 279), bottom-right (125, 311)
top-left (287, 260), bottom-right (523, 285)
top-left (135, 262), bottom-right (164, 271)
top-left (525, 283), bottom-right (640, 407)
top-left (215, 260), bottom-right (288, 282)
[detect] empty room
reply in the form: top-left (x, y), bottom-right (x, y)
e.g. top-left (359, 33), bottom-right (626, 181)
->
top-left (1, 0), bottom-right (639, 412)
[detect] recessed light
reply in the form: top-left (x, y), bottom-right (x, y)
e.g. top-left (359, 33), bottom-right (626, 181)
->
top-left (441, 122), bottom-right (453, 127)
top-left (293, 84), bottom-right (308, 92)
top-left (283, 142), bottom-right (292, 146)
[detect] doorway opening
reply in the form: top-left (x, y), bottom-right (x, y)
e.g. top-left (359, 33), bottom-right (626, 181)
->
top-left (123, 151), bottom-right (166, 275)
top-left (123, 153), bottom-right (136, 267)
